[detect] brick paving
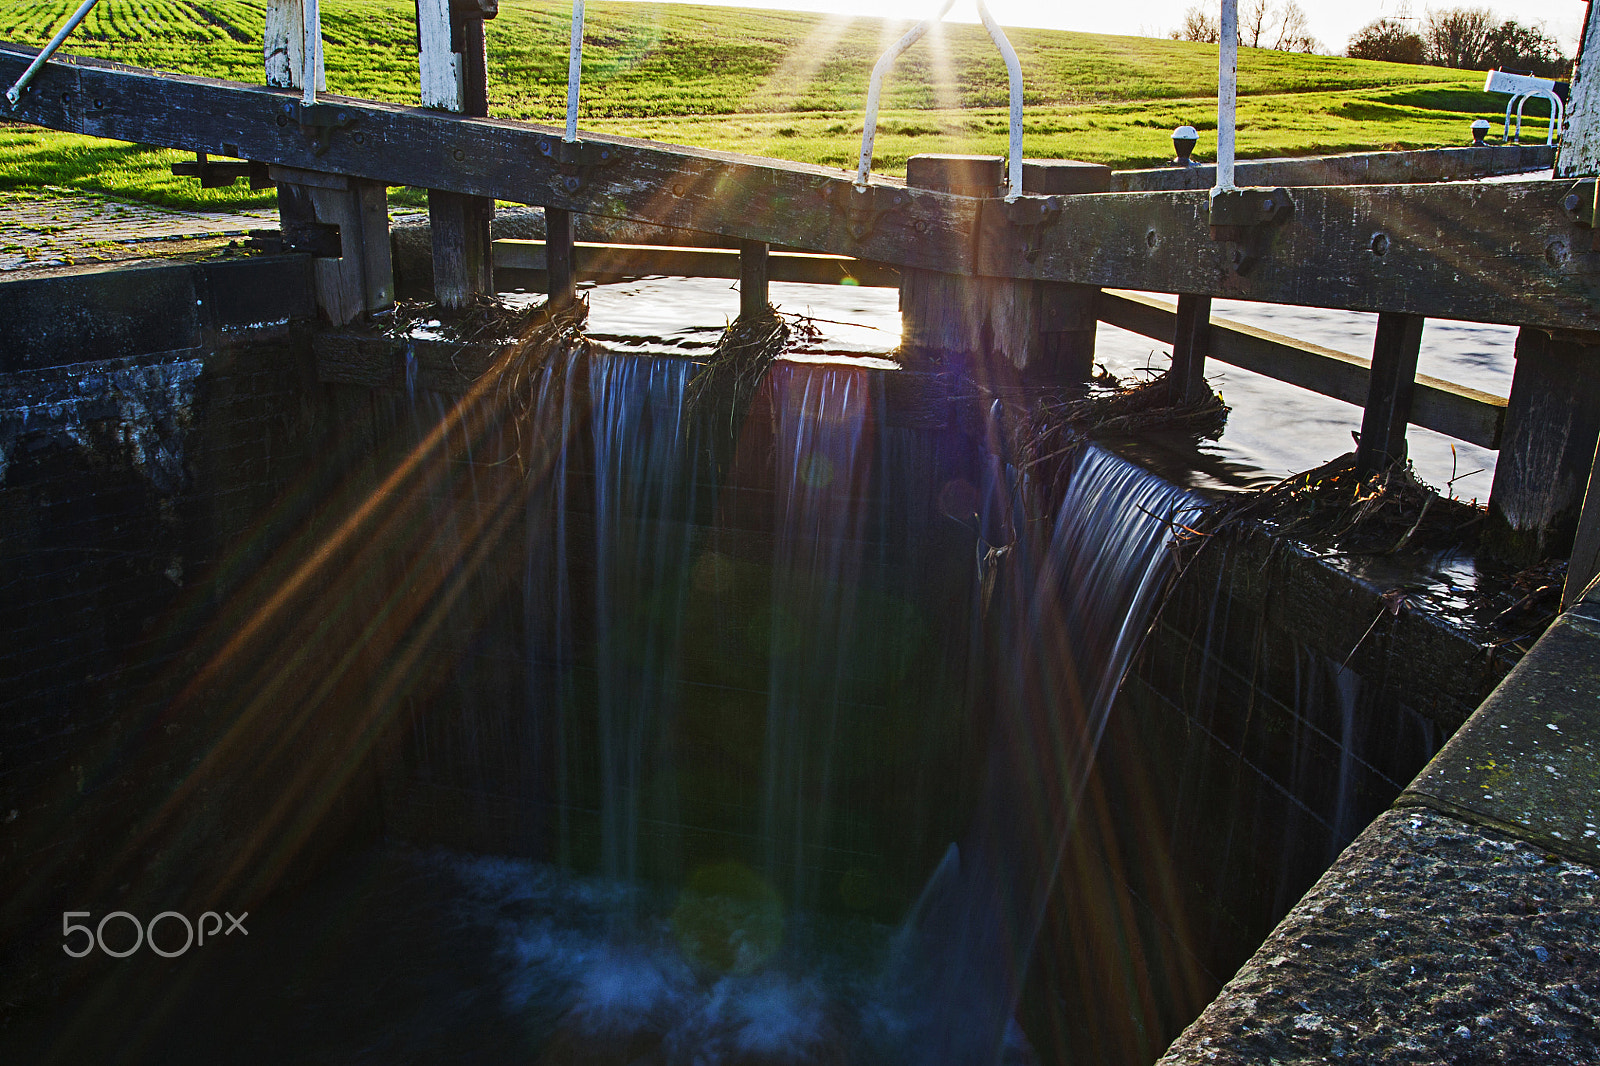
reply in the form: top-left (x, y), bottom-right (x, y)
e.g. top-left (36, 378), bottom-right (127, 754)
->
top-left (0, 188), bottom-right (427, 272)
top-left (0, 188), bottom-right (279, 271)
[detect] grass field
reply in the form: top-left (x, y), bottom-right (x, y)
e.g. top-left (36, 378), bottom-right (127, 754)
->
top-left (0, 0), bottom-right (1544, 210)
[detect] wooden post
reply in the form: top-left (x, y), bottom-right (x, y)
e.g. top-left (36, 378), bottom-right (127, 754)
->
top-left (264, 3), bottom-right (389, 325)
top-left (1168, 295), bottom-right (1213, 405)
top-left (1024, 160), bottom-right (1112, 385)
top-left (739, 239), bottom-right (770, 319)
top-left (419, 0), bottom-right (496, 308)
top-left (1355, 312), bottom-right (1424, 475)
top-left (1556, 0), bottom-right (1600, 178)
top-left (546, 207), bottom-right (575, 312)
top-left (265, 0), bottom-right (324, 91)
top-left (1485, 328), bottom-right (1600, 565)
top-left (1562, 438), bottom-right (1600, 609)
top-left (272, 167), bottom-right (394, 326)
top-left (900, 154), bottom-right (1004, 381)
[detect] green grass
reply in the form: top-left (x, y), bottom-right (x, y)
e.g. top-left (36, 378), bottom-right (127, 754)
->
top-left (0, 0), bottom-right (1545, 210)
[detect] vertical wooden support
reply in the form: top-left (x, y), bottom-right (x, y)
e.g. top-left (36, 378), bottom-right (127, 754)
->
top-left (419, 0), bottom-right (496, 308)
top-left (1024, 160), bottom-right (1111, 385)
top-left (273, 167), bottom-right (393, 326)
top-left (1168, 295), bottom-right (1213, 405)
top-left (1562, 438), bottom-right (1600, 609)
top-left (1556, 1), bottom-right (1600, 178)
top-left (546, 207), bottom-right (575, 313)
top-left (1486, 328), bottom-right (1600, 565)
top-left (900, 155), bottom-right (1006, 384)
top-left (265, 0), bottom-right (325, 91)
top-left (1355, 312), bottom-right (1424, 475)
top-left (738, 239), bottom-right (770, 319)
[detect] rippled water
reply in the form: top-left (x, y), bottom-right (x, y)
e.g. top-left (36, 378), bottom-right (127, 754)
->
top-left (540, 274), bottom-right (1512, 502)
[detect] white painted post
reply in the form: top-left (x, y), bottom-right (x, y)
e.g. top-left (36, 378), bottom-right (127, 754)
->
top-left (417, 0), bottom-right (464, 111)
top-left (565, 0), bottom-right (585, 142)
top-left (1216, 0), bottom-right (1238, 192)
top-left (1557, 2), bottom-right (1600, 177)
top-left (264, 0), bottom-right (324, 92)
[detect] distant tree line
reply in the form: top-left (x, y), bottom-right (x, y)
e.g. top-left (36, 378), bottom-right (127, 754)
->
top-left (1172, 1), bottom-right (1319, 53)
top-left (1171, 4), bottom-right (1568, 77)
top-left (1346, 8), bottom-right (1568, 77)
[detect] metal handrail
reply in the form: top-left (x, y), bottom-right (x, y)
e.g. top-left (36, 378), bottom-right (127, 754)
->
top-left (1505, 90), bottom-right (1565, 146)
top-left (855, 0), bottom-right (1026, 201)
top-left (5, 0), bottom-right (101, 108)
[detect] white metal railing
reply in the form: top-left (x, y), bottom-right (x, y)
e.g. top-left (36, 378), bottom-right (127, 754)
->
top-left (4, 0), bottom-right (101, 107)
top-left (855, 0), bottom-right (1025, 201)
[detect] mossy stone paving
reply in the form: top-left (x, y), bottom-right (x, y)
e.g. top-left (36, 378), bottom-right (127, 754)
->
top-left (0, 188), bottom-right (276, 271)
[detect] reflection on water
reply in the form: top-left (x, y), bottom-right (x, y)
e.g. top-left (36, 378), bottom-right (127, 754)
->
top-left (552, 275), bottom-right (1511, 502)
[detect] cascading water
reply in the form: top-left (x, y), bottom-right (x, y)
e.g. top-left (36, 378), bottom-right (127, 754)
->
top-left (421, 342), bottom-right (1203, 1063)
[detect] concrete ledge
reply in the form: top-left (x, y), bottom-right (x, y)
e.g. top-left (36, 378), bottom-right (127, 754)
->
top-left (0, 256), bottom-right (315, 372)
top-left (1113, 144), bottom-right (1556, 193)
top-left (1400, 606), bottom-right (1600, 866)
top-left (1158, 807), bottom-right (1600, 1065)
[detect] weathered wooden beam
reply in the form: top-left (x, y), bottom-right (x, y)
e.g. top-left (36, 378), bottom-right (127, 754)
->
top-left (3, 47), bottom-right (1598, 332)
top-left (1556, 1), bottom-right (1600, 178)
top-left (1098, 290), bottom-right (1507, 450)
top-left (739, 239), bottom-right (770, 319)
top-left (264, 0), bottom-right (323, 91)
top-left (272, 164), bottom-right (393, 325)
top-left (1027, 160), bottom-right (1112, 385)
top-left (1355, 313), bottom-right (1425, 474)
top-left (900, 154), bottom-right (1005, 378)
top-left (1117, 145), bottom-right (1556, 192)
top-left (1562, 437), bottom-right (1600, 609)
top-left (1168, 294), bottom-right (1212, 405)
top-left (1485, 327), bottom-right (1600, 564)
top-left (546, 207), bottom-right (575, 312)
top-left (490, 240), bottom-right (899, 287)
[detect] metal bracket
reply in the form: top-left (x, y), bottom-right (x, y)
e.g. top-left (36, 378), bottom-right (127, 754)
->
top-left (1208, 187), bottom-right (1294, 274)
top-left (1000, 194), bottom-right (1061, 262)
top-left (1563, 180), bottom-right (1598, 228)
top-left (822, 182), bottom-right (909, 243)
top-left (536, 135), bottom-right (618, 194)
top-left (294, 102), bottom-right (357, 157)
top-left (1208, 187), bottom-right (1294, 241)
top-left (172, 153), bottom-right (274, 190)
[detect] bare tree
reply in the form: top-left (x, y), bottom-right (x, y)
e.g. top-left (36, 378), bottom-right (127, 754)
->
top-left (1424, 7), bottom-right (1496, 69)
top-left (1241, 0), bottom-right (1272, 48)
top-left (1171, 5), bottom-right (1220, 44)
top-left (1272, 2), bottom-right (1319, 52)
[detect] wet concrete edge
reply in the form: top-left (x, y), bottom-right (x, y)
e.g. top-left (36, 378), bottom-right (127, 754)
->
top-left (1156, 583), bottom-right (1600, 1063)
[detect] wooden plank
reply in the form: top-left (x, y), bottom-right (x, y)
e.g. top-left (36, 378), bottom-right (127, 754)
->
top-left (1116, 145), bottom-right (1556, 192)
top-left (1557, 2), bottom-right (1600, 178)
top-left (1562, 438), bottom-right (1600, 609)
top-left (416, 0), bottom-right (462, 111)
top-left (491, 240), bottom-right (900, 287)
top-left (1486, 328), bottom-right (1600, 563)
top-left (1356, 313), bottom-right (1425, 474)
top-left (547, 207), bottom-right (575, 311)
top-left (2, 47), bottom-right (1599, 331)
top-left (739, 239), bottom-right (769, 319)
top-left (264, 0), bottom-right (323, 91)
top-left (1168, 294), bottom-right (1212, 405)
top-left (1097, 290), bottom-right (1508, 450)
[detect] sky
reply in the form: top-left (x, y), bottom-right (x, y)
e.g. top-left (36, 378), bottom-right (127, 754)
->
top-left (625, 0), bottom-right (1588, 54)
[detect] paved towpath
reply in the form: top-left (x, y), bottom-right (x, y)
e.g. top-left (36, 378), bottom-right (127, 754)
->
top-left (0, 188), bottom-right (280, 271)
top-left (0, 188), bottom-right (426, 272)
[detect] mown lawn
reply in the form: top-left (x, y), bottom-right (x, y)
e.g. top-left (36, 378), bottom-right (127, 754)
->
top-left (0, 0), bottom-right (1541, 210)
